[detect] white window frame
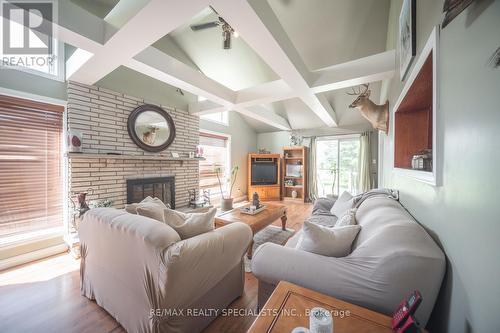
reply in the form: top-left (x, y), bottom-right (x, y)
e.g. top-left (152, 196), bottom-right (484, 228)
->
top-left (199, 129), bottom-right (231, 199)
top-left (0, 0), bottom-right (65, 82)
top-left (316, 134), bottom-right (361, 196)
top-left (200, 111), bottom-right (229, 126)
top-left (0, 41), bottom-right (65, 81)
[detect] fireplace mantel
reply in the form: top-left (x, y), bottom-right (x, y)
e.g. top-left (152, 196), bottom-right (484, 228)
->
top-left (66, 152), bottom-right (205, 163)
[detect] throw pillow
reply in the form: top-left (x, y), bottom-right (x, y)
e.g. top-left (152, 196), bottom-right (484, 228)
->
top-left (163, 207), bottom-right (217, 239)
top-left (125, 196), bottom-right (156, 214)
top-left (136, 197), bottom-right (169, 222)
top-left (335, 208), bottom-right (357, 227)
top-left (296, 220), bottom-right (361, 257)
top-left (330, 191), bottom-right (353, 217)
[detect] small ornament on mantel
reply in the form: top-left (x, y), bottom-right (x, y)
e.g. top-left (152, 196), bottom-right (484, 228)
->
top-left (196, 145), bottom-right (204, 158)
top-left (67, 130), bottom-right (83, 153)
top-left (258, 148), bottom-right (270, 154)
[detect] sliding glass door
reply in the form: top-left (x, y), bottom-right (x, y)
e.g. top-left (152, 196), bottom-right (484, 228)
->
top-left (316, 136), bottom-right (360, 197)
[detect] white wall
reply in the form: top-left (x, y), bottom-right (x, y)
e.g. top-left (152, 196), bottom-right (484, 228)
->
top-left (256, 131), bottom-right (291, 154)
top-left (379, 1), bottom-right (500, 332)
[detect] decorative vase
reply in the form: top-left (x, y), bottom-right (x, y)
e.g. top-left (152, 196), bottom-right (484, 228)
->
top-left (221, 197), bottom-right (234, 211)
top-left (291, 190), bottom-right (298, 199)
top-left (252, 192), bottom-right (260, 208)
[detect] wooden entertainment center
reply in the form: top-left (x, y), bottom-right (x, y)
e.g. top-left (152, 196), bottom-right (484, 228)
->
top-left (247, 153), bottom-right (281, 201)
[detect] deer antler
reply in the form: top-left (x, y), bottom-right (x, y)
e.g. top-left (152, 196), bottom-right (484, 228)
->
top-left (346, 87), bottom-right (359, 95)
top-left (346, 84), bottom-right (370, 96)
top-left (360, 84), bottom-right (369, 95)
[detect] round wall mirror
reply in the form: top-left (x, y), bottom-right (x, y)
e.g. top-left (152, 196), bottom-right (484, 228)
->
top-left (127, 104), bottom-right (176, 152)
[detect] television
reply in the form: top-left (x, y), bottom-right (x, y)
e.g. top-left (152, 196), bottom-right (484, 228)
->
top-left (251, 162), bottom-right (278, 185)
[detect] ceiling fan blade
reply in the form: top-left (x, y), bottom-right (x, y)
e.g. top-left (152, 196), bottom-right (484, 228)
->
top-left (190, 21), bottom-right (219, 31)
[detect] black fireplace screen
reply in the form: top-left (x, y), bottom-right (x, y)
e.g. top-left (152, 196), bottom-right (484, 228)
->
top-left (126, 176), bottom-right (175, 209)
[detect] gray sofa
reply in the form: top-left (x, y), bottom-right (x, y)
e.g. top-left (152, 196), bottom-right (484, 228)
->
top-left (251, 194), bottom-right (445, 327)
top-left (79, 208), bottom-right (252, 333)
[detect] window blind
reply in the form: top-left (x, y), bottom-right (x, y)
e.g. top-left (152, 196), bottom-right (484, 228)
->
top-left (0, 95), bottom-right (64, 240)
top-left (199, 133), bottom-right (228, 197)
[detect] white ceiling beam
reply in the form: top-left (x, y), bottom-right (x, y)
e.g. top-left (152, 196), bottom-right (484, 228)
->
top-left (212, 0), bottom-right (338, 127)
top-left (131, 47), bottom-right (236, 106)
top-left (189, 100), bottom-right (228, 115)
top-left (310, 50), bottom-right (396, 93)
top-left (67, 0), bottom-right (209, 84)
top-left (15, 0), bottom-right (394, 131)
top-left (235, 106), bottom-right (291, 131)
top-left (235, 79), bottom-right (295, 107)
top-left (104, 0), bottom-right (151, 29)
top-left (126, 56), bottom-right (290, 130)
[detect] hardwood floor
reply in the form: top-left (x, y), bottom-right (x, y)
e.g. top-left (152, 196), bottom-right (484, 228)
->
top-left (0, 200), bottom-right (312, 333)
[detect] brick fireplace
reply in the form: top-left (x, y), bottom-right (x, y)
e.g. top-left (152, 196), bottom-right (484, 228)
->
top-left (126, 176), bottom-right (176, 209)
top-left (66, 81), bottom-right (199, 210)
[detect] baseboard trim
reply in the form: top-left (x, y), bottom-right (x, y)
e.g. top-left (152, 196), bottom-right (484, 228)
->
top-left (0, 243), bottom-right (68, 272)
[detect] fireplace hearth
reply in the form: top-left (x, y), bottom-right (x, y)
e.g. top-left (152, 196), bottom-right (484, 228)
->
top-left (126, 176), bottom-right (175, 209)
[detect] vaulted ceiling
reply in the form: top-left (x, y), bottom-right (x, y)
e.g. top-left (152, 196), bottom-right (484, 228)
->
top-left (58, 0), bottom-right (395, 133)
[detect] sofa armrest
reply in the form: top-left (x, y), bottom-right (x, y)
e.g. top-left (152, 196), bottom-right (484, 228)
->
top-left (251, 243), bottom-right (368, 304)
top-left (161, 222), bottom-right (252, 309)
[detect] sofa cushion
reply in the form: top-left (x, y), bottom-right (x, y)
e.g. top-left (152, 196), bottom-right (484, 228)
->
top-left (295, 220), bottom-right (361, 257)
top-left (335, 208), bottom-right (357, 227)
top-left (136, 197), bottom-right (169, 222)
top-left (312, 197), bottom-right (336, 216)
top-left (306, 214), bottom-right (338, 228)
top-left (330, 191), bottom-right (353, 217)
top-left (163, 207), bottom-right (217, 239)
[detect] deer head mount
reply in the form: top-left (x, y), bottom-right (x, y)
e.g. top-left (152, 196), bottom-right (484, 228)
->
top-left (347, 84), bottom-right (389, 134)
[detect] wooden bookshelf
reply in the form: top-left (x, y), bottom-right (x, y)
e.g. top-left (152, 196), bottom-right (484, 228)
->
top-left (282, 146), bottom-right (308, 202)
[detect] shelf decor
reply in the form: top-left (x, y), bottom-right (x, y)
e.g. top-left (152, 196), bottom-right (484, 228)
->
top-left (282, 146), bottom-right (308, 202)
top-left (393, 26), bottom-right (440, 186)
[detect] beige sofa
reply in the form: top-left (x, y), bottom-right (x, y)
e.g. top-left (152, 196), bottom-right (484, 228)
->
top-left (79, 208), bottom-right (252, 333)
top-left (252, 195), bottom-right (445, 327)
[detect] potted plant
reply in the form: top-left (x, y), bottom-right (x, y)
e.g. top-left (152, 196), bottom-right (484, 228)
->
top-left (215, 165), bottom-right (239, 211)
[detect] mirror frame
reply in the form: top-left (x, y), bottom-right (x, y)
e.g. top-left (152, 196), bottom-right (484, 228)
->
top-left (127, 104), bottom-right (176, 152)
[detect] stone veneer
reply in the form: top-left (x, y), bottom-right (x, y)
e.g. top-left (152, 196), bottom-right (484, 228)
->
top-left (67, 81), bottom-right (199, 209)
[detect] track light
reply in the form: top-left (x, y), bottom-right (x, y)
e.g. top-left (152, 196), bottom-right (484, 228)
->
top-left (223, 30), bottom-right (231, 49)
top-left (222, 22), bottom-right (233, 49)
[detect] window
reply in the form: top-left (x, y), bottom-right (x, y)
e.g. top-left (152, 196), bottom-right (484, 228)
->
top-left (200, 111), bottom-right (228, 125)
top-left (0, 95), bottom-right (64, 247)
top-left (199, 132), bottom-right (230, 203)
top-left (316, 136), bottom-right (360, 197)
top-left (0, 3), bottom-right (64, 81)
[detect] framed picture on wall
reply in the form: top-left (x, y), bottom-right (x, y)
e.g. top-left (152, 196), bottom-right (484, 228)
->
top-left (399, 0), bottom-right (416, 81)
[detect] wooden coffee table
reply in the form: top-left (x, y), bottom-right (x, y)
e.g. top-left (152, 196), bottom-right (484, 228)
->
top-left (215, 203), bottom-right (287, 259)
top-left (248, 281), bottom-right (398, 333)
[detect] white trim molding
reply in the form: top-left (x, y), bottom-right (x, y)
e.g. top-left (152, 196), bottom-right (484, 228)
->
top-left (392, 26), bottom-right (441, 186)
top-left (0, 87), bottom-right (67, 106)
top-left (0, 243), bottom-right (68, 272)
